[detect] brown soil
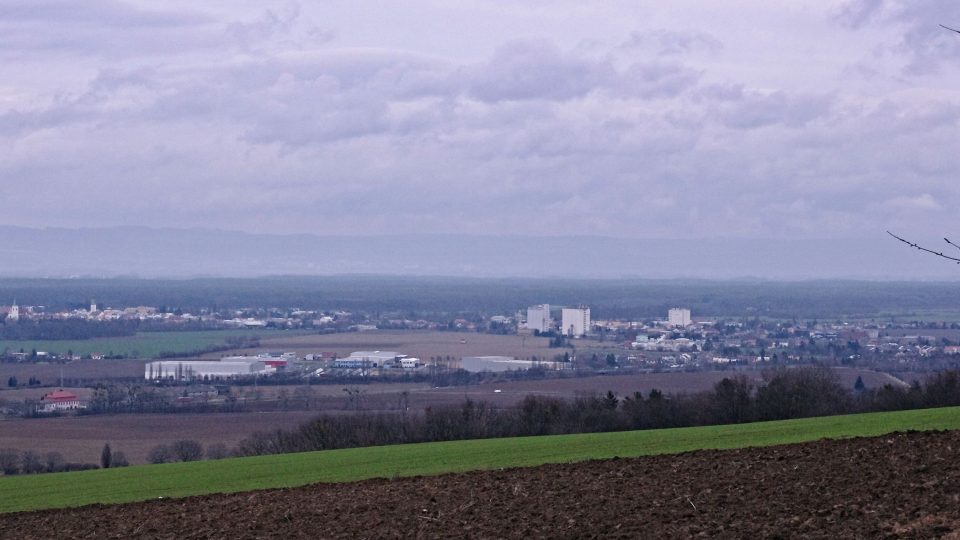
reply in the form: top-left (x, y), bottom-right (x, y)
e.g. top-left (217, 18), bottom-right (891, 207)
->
top-left (0, 359), bottom-right (144, 384)
top-left (4, 430), bottom-right (960, 539)
top-left (0, 411), bottom-right (319, 464)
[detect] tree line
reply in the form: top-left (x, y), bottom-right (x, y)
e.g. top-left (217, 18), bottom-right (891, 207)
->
top-left (0, 319), bottom-right (138, 341)
top-left (229, 368), bottom-right (960, 457)
top-left (0, 443), bottom-right (128, 476)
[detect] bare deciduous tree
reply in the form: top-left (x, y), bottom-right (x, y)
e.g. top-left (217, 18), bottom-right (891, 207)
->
top-left (205, 443), bottom-right (230, 460)
top-left (111, 451), bottom-right (129, 467)
top-left (0, 449), bottom-right (19, 475)
top-left (171, 440), bottom-right (204, 462)
top-left (44, 452), bottom-right (64, 473)
top-left (887, 231), bottom-right (960, 264)
top-left (21, 451), bottom-right (44, 474)
top-left (148, 444), bottom-right (173, 464)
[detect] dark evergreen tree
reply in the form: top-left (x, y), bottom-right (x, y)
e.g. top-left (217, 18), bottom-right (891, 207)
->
top-left (100, 443), bottom-right (111, 469)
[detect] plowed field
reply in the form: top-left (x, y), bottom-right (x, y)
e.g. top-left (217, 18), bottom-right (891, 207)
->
top-left (4, 430), bottom-right (960, 539)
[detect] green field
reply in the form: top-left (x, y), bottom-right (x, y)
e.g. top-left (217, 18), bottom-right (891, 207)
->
top-left (0, 329), bottom-right (305, 359)
top-left (1, 406), bottom-right (959, 514)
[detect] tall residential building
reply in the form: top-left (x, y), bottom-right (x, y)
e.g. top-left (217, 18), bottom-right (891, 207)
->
top-left (526, 304), bottom-right (551, 333)
top-left (668, 308), bottom-right (691, 327)
top-left (561, 306), bottom-right (591, 337)
top-left (6, 301), bottom-right (19, 322)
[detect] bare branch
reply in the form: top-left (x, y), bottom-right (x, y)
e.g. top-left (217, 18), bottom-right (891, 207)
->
top-left (944, 237), bottom-right (960, 253)
top-left (940, 24), bottom-right (960, 34)
top-left (887, 231), bottom-right (960, 263)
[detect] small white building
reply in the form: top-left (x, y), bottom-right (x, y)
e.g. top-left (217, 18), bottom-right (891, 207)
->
top-left (526, 304), bottom-right (551, 333)
top-left (561, 306), bottom-right (591, 337)
top-left (668, 308), bottom-right (691, 328)
top-left (400, 357), bottom-right (421, 369)
top-left (6, 302), bottom-right (19, 322)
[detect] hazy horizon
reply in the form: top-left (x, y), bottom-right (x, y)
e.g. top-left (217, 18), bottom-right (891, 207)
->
top-left (1, 225), bottom-right (959, 281)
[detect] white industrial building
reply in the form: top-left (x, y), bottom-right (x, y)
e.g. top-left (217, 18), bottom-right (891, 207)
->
top-left (222, 353), bottom-right (293, 371)
top-left (561, 306), bottom-right (591, 337)
top-left (145, 359), bottom-right (267, 381)
top-left (461, 356), bottom-right (562, 373)
top-left (668, 308), bottom-right (692, 327)
top-left (333, 351), bottom-right (404, 369)
top-left (526, 304), bottom-right (551, 333)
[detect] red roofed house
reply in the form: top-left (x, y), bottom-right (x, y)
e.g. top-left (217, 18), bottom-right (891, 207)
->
top-left (38, 389), bottom-right (87, 413)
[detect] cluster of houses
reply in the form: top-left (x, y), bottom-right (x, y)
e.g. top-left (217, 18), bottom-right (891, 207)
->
top-left (0, 301), bottom-right (367, 331)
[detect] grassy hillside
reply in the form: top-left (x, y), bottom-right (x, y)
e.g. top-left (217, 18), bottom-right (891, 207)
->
top-left (2, 406), bottom-right (959, 514)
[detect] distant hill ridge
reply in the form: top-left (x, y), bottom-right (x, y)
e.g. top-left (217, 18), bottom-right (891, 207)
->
top-left (0, 226), bottom-right (953, 279)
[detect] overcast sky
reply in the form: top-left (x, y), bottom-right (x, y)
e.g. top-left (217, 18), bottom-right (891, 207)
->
top-left (2, 0), bottom-right (960, 240)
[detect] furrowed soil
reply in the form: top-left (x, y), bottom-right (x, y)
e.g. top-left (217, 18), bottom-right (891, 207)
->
top-left (4, 430), bottom-right (960, 539)
top-left (0, 411), bottom-right (320, 464)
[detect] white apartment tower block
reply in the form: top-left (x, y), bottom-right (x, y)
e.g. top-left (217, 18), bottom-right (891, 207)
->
top-left (668, 308), bottom-right (691, 327)
top-left (6, 301), bottom-right (19, 322)
top-left (561, 306), bottom-right (591, 337)
top-left (526, 304), bottom-right (551, 333)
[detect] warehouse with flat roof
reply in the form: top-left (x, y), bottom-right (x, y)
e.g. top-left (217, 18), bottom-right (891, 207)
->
top-left (333, 351), bottom-right (404, 368)
top-left (461, 356), bottom-right (563, 373)
top-left (144, 359), bottom-right (267, 381)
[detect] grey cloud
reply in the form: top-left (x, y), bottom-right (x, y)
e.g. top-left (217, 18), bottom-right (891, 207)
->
top-left (0, 0), bottom-right (217, 59)
top-left (463, 40), bottom-right (699, 103)
top-left (0, 30), bottom-right (704, 154)
top-left (615, 62), bottom-right (701, 99)
top-left (225, 4), bottom-right (335, 52)
top-left (226, 5), bottom-right (301, 46)
top-left (838, 0), bottom-right (960, 74)
top-left (0, 0), bottom-right (209, 27)
top-left (0, 1), bottom-right (330, 60)
top-left (693, 84), bottom-right (745, 103)
top-left (620, 29), bottom-right (724, 56)
top-left (3, 2), bottom-right (960, 242)
top-left (717, 91), bottom-right (834, 130)
top-left (466, 40), bottom-right (615, 102)
top-left (836, 0), bottom-right (886, 28)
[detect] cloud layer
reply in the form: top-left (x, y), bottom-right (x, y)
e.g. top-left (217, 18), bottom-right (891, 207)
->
top-left (1, 0), bottom-right (960, 241)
